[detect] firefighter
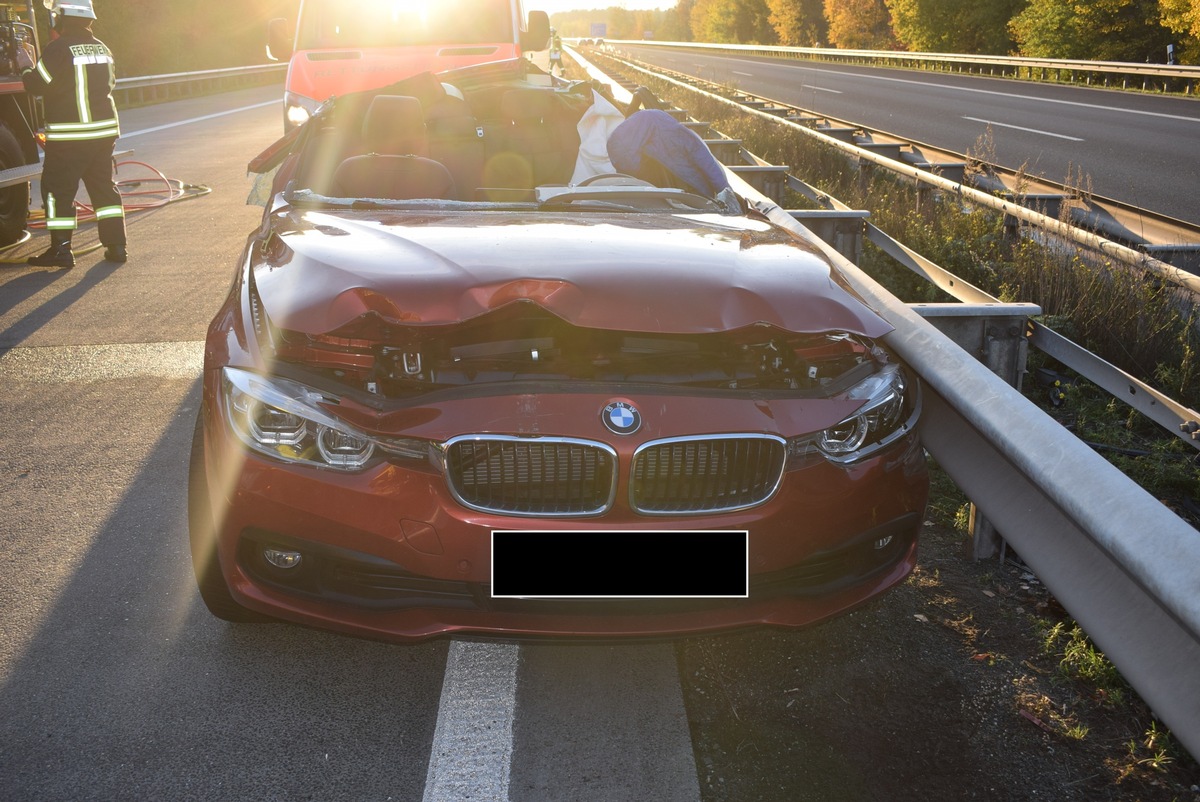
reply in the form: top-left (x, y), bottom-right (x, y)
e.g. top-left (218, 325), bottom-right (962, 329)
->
top-left (17, 0), bottom-right (126, 268)
top-left (548, 28), bottom-right (563, 77)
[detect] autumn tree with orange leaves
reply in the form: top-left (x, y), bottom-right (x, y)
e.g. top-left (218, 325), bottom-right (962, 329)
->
top-left (765, 0), bottom-right (828, 46)
top-left (885, 0), bottom-right (1023, 54)
top-left (823, 0), bottom-right (895, 49)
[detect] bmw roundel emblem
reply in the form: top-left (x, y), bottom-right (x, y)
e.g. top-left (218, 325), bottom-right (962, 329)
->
top-left (602, 401), bottom-right (641, 435)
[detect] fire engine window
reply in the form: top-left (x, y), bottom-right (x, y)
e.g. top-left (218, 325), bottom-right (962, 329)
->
top-left (297, 0), bottom-right (515, 50)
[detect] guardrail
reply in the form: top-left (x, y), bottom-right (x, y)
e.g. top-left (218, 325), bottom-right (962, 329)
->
top-left (809, 200), bottom-right (1200, 764)
top-left (589, 47), bottom-right (1200, 455)
top-left (0, 65), bottom-right (287, 190)
top-left (601, 41), bottom-right (1200, 274)
top-left (113, 63), bottom-right (286, 108)
top-left (604, 40), bottom-right (1200, 93)
top-left (574, 45), bottom-right (1200, 761)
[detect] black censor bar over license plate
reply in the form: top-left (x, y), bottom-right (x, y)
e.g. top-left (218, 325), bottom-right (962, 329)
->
top-left (491, 530), bottom-right (748, 598)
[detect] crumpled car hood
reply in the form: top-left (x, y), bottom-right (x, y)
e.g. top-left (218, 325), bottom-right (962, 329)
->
top-left (252, 209), bottom-right (893, 338)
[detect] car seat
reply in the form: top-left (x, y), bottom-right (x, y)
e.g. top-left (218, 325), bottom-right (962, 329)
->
top-left (330, 95), bottom-right (457, 200)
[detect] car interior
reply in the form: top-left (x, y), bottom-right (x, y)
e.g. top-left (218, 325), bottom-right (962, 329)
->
top-left (288, 73), bottom-right (731, 208)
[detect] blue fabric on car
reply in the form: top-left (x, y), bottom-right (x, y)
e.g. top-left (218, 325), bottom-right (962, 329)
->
top-left (606, 109), bottom-right (731, 198)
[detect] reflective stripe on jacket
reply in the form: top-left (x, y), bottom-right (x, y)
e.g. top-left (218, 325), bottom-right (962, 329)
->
top-left (22, 32), bottom-right (120, 142)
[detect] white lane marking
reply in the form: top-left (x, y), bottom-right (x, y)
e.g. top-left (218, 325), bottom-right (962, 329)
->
top-left (120, 100), bottom-right (280, 139)
top-left (962, 115), bottom-right (1084, 141)
top-left (802, 84), bottom-right (842, 94)
top-left (699, 54), bottom-right (1200, 124)
top-left (732, 71), bottom-right (753, 77)
top-left (422, 641), bottom-right (520, 802)
top-left (0, 342), bottom-right (203, 381)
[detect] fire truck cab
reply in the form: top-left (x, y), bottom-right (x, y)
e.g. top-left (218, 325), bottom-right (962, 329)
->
top-left (268, 0), bottom-right (551, 130)
top-left (0, 1), bottom-right (43, 245)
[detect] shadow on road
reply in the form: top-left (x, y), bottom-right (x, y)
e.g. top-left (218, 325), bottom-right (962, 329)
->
top-left (0, 256), bottom-right (122, 349)
top-left (0, 378), bottom-right (448, 800)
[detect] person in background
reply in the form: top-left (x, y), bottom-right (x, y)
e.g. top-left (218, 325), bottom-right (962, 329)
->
top-left (548, 28), bottom-right (564, 77)
top-left (18, 0), bottom-right (126, 268)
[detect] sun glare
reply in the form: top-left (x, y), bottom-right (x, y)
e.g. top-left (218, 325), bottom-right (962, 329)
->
top-left (387, 1), bottom-right (430, 29)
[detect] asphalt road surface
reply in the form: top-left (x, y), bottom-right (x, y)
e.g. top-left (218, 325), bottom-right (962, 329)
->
top-left (0, 86), bottom-right (698, 801)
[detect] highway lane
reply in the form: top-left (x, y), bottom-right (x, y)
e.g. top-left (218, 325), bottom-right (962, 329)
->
top-left (618, 45), bottom-right (1200, 225)
top-left (0, 86), bottom-right (447, 800)
top-left (0, 85), bottom-right (699, 801)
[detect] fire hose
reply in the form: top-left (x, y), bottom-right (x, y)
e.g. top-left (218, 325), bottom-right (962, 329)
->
top-left (0, 159), bottom-right (212, 262)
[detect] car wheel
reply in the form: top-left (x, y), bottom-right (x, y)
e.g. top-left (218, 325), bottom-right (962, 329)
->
top-left (0, 125), bottom-right (30, 246)
top-left (188, 410), bottom-right (272, 623)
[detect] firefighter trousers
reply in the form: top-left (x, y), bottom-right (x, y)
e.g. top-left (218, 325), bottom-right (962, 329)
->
top-left (41, 136), bottom-right (125, 247)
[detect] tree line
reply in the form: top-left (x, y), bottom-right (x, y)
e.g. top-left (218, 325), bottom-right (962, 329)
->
top-left (550, 0), bottom-right (1200, 65)
top-left (41, 0), bottom-right (1198, 75)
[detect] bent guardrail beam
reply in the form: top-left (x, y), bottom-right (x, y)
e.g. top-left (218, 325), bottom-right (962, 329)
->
top-left (763, 193), bottom-right (1200, 762)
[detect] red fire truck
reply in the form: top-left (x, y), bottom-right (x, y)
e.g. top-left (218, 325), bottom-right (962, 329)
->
top-left (0, 1), bottom-right (43, 245)
top-left (267, 0), bottom-right (551, 130)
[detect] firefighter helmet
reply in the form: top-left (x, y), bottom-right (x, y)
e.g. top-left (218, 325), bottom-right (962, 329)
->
top-left (43, 0), bottom-right (97, 19)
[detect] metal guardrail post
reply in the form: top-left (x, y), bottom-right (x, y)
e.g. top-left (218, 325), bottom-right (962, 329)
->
top-left (788, 200), bottom-right (1039, 559)
top-left (911, 303), bottom-right (1039, 559)
top-left (787, 210), bottom-right (869, 263)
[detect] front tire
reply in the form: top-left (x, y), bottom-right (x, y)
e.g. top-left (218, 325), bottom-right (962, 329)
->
top-left (0, 125), bottom-right (30, 246)
top-left (188, 409), bottom-right (272, 623)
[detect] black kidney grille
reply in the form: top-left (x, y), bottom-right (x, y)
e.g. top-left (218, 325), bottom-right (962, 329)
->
top-left (446, 438), bottom-right (616, 516)
top-left (631, 436), bottom-right (785, 514)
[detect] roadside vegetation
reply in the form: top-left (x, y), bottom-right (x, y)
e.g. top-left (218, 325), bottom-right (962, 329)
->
top-left (585, 51), bottom-right (1200, 787)
top-left (551, 0), bottom-right (1199, 67)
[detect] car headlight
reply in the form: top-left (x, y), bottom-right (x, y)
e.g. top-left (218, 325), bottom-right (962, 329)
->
top-left (222, 367), bottom-right (431, 471)
top-left (789, 364), bottom-right (918, 465)
top-left (283, 91), bottom-right (322, 130)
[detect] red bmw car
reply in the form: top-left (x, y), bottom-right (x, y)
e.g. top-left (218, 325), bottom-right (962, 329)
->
top-left (189, 62), bottom-right (928, 641)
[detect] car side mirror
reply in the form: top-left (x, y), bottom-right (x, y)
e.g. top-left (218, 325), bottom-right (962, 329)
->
top-left (267, 17), bottom-right (293, 62)
top-left (522, 11), bottom-right (550, 52)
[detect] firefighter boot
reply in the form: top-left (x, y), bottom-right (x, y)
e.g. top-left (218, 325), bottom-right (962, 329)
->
top-left (28, 234), bottom-right (75, 269)
top-left (103, 245), bottom-right (127, 263)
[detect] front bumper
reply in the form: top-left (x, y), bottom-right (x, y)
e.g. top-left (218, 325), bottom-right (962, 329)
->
top-left (198, 397), bottom-right (928, 641)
